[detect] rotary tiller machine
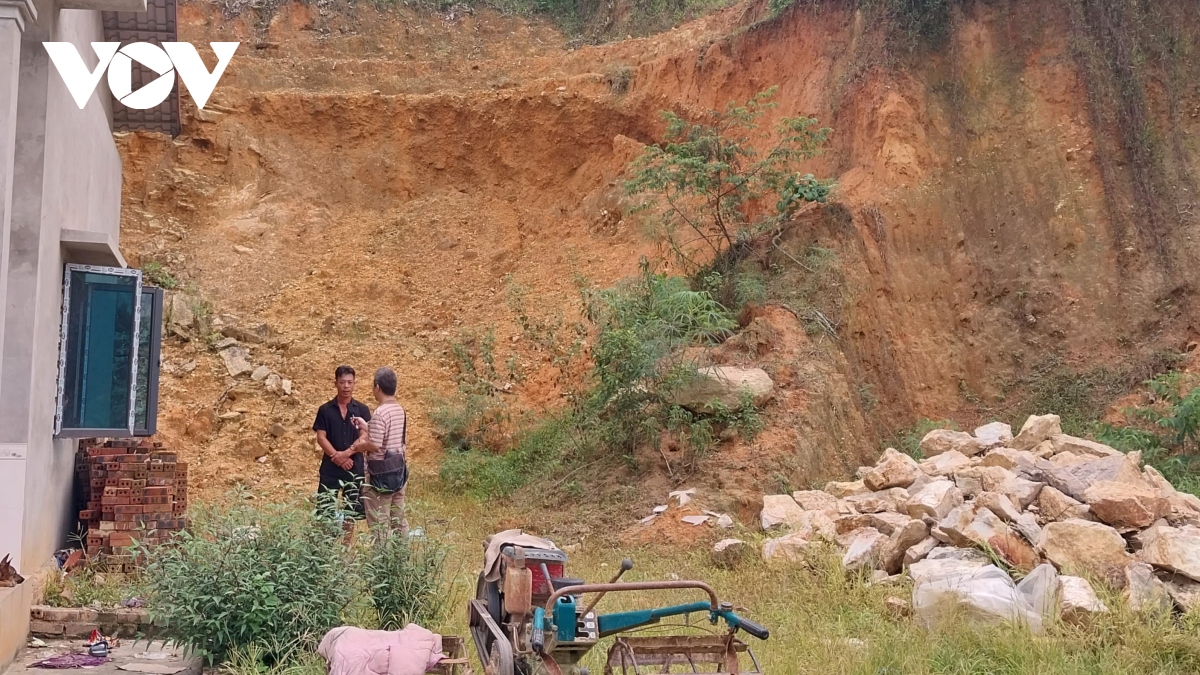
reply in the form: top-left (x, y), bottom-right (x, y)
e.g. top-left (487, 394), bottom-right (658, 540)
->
top-left (468, 541), bottom-right (770, 675)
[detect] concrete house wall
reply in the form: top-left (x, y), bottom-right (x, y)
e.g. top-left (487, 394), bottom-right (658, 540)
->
top-left (0, 0), bottom-right (129, 664)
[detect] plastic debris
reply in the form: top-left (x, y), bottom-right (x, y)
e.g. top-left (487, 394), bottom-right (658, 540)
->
top-left (32, 654), bottom-right (108, 668)
top-left (669, 488), bottom-right (697, 506)
top-left (681, 515), bottom-right (709, 526)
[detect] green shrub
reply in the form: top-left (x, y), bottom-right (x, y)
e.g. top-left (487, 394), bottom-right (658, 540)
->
top-left (361, 532), bottom-right (450, 631)
top-left (440, 413), bottom-right (573, 499)
top-left (625, 87), bottom-right (832, 279)
top-left (139, 493), bottom-right (357, 663)
top-left (143, 261), bottom-right (179, 289)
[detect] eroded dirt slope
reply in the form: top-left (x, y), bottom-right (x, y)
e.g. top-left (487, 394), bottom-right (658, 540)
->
top-left (117, 0), bottom-right (1200, 520)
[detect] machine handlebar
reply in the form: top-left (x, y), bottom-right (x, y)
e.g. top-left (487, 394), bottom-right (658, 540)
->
top-left (720, 611), bottom-right (770, 640)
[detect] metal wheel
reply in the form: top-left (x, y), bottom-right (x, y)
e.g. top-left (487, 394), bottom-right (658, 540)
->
top-left (485, 642), bottom-right (511, 675)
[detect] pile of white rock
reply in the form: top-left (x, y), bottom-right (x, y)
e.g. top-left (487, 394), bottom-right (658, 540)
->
top-left (751, 414), bottom-right (1200, 627)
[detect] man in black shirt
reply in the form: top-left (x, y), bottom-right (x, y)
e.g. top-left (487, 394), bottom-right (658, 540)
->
top-left (313, 365), bottom-right (371, 535)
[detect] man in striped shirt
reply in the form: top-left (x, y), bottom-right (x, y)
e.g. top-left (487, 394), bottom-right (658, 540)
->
top-left (350, 367), bottom-right (409, 535)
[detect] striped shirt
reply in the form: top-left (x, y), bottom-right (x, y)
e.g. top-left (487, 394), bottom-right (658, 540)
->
top-left (366, 402), bottom-right (406, 462)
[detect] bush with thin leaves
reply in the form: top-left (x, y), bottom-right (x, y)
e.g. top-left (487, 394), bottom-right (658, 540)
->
top-left (361, 532), bottom-right (451, 631)
top-left (139, 493), bottom-right (357, 664)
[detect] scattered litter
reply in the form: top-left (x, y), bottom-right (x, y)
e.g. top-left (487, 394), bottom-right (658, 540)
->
top-left (669, 489), bottom-right (696, 506)
top-left (681, 515), bottom-right (709, 526)
top-left (716, 514), bottom-right (734, 529)
top-left (653, 505), bottom-right (668, 514)
top-left (638, 514), bottom-right (657, 525)
top-left (131, 653), bottom-right (170, 661)
top-left (28, 638), bottom-right (47, 648)
top-left (117, 665), bottom-right (187, 674)
top-left (122, 598), bottom-right (145, 608)
top-left (408, 527), bottom-right (425, 538)
top-left (32, 654), bottom-right (108, 668)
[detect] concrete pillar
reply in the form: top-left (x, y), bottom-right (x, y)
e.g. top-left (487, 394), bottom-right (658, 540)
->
top-left (0, 0), bottom-right (37, 406)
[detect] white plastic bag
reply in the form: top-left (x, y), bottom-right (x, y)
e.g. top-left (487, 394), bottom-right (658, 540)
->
top-left (1015, 563), bottom-right (1059, 621)
top-left (912, 563), bottom-right (1044, 633)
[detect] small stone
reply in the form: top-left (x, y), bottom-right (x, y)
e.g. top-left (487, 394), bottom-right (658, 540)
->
top-left (884, 596), bottom-right (912, 618)
top-left (711, 539), bottom-right (746, 568)
top-left (1058, 576), bottom-right (1108, 624)
top-left (218, 411), bottom-right (241, 420)
top-left (281, 379), bottom-right (293, 395)
top-left (215, 336), bottom-right (239, 349)
top-left (251, 365), bottom-right (270, 382)
top-left (268, 423), bottom-right (286, 437)
top-left (265, 373), bottom-right (282, 391)
top-left (219, 345), bottom-right (253, 377)
top-left (234, 245), bottom-right (254, 254)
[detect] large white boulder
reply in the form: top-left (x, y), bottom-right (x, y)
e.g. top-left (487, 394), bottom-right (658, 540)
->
top-left (974, 422), bottom-right (1013, 448)
top-left (1124, 562), bottom-right (1173, 614)
top-left (1138, 524), bottom-right (1200, 582)
top-left (905, 480), bottom-right (964, 521)
top-left (864, 448), bottom-right (920, 491)
top-left (760, 494), bottom-right (806, 530)
top-left (675, 366), bottom-right (774, 414)
top-left (1037, 519), bottom-right (1131, 585)
top-left (1011, 414), bottom-right (1062, 451)
top-left (920, 429), bottom-right (986, 458)
top-left (1082, 480), bottom-right (1171, 529)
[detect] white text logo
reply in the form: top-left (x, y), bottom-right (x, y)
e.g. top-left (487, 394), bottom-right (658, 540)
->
top-left (43, 42), bottom-right (238, 110)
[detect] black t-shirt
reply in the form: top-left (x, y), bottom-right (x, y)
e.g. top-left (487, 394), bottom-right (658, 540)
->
top-left (313, 398), bottom-right (371, 477)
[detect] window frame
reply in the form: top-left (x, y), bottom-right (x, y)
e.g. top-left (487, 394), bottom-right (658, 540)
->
top-left (54, 263), bottom-right (144, 438)
top-left (133, 286), bottom-right (163, 437)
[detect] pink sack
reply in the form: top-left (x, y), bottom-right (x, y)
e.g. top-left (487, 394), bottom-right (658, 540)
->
top-left (318, 625), bottom-right (444, 675)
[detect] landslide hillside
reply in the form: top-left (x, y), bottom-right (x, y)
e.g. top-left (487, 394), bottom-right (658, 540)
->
top-left (116, 0), bottom-right (1200, 526)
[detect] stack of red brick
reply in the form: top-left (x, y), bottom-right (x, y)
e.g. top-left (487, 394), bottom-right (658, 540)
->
top-left (75, 440), bottom-right (189, 571)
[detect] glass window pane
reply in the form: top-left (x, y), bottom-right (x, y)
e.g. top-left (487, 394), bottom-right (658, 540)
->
top-left (61, 270), bottom-right (139, 431)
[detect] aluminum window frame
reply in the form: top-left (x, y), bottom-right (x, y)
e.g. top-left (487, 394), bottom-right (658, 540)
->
top-left (133, 286), bottom-right (163, 437)
top-left (54, 263), bottom-right (143, 437)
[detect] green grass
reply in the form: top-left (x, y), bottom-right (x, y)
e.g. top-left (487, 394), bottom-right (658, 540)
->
top-left (393, 480), bottom-right (1200, 674)
top-left (41, 563), bottom-right (144, 608)
top-left (177, 473), bottom-right (1200, 675)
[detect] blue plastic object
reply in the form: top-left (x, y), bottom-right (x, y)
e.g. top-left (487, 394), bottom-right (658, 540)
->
top-left (554, 595), bottom-right (577, 642)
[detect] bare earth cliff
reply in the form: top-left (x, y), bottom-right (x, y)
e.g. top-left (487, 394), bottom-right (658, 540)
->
top-left (115, 0), bottom-right (1200, 516)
